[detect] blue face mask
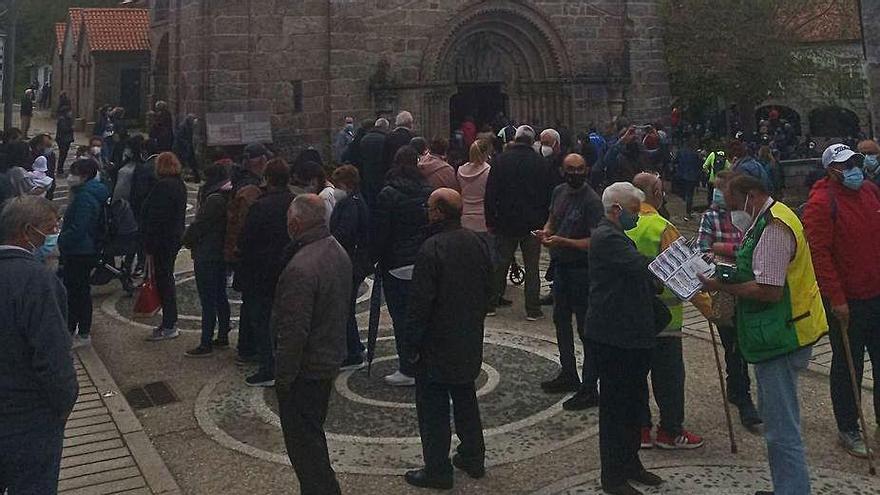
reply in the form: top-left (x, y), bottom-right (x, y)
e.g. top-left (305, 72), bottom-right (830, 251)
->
top-left (28, 226), bottom-right (58, 262)
top-left (620, 208), bottom-right (640, 231)
top-left (712, 188), bottom-right (726, 208)
top-left (864, 155), bottom-right (879, 174)
top-left (842, 166), bottom-right (865, 190)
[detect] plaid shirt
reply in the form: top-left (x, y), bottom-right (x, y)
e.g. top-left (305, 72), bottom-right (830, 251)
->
top-left (697, 205), bottom-right (743, 261)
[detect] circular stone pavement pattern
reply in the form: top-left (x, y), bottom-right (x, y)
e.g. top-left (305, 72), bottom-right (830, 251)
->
top-left (195, 327), bottom-right (599, 475)
top-left (103, 270), bottom-right (371, 332)
top-left (533, 463), bottom-right (880, 495)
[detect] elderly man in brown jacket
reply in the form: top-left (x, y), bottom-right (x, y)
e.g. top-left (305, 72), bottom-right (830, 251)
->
top-left (273, 194), bottom-right (351, 495)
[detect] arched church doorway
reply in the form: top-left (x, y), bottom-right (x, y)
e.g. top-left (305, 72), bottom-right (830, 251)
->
top-left (419, 1), bottom-right (572, 139)
top-left (449, 85), bottom-right (509, 136)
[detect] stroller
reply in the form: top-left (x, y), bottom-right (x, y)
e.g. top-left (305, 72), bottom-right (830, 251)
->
top-left (90, 198), bottom-right (139, 295)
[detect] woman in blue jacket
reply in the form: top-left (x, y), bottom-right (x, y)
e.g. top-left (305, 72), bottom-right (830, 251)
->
top-left (59, 158), bottom-right (110, 348)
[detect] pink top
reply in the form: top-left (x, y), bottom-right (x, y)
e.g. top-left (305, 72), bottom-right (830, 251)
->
top-left (456, 161), bottom-right (491, 232)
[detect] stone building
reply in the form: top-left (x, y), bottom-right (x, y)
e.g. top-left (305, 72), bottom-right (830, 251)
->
top-left (149, 0), bottom-right (672, 160)
top-left (861, 0), bottom-right (880, 138)
top-left (54, 8), bottom-right (151, 130)
top-left (757, 0), bottom-right (870, 140)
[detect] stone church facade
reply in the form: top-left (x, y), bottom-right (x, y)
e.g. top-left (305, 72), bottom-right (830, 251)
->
top-left (151, 0), bottom-right (671, 159)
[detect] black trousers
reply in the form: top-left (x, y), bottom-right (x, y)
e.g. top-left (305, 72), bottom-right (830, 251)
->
top-left (828, 297), bottom-right (880, 432)
top-left (593, 340), bottom-right (651, 488)
top-left (150, 247), bottom-right (179, 329)
top-left (62, 255), bottom-right (97, 337)
top-left (277, 377), bottom-right (341, 495)
top-left (57, 143), bottom-right (70, 174)
top-left (415, 378), bottom-right (485, 477)
top-left (552, 262), bottom-right (598, 391)
top-left (717, 320), bottom-right (753, 406)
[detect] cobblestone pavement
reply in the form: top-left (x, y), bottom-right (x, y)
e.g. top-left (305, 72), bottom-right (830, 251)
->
top-left (50, 176), bottom-right (878, 494)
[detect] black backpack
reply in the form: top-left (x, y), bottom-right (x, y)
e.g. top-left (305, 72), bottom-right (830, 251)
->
top-left (97, 197), bottom-right (138, 251)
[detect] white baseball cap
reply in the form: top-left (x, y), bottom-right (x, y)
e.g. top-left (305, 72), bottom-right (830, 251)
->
top-left (822, 143), bottom-right (861, 168)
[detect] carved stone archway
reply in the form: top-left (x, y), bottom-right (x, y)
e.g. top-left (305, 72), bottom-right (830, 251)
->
top-left (418, 1), bottom-right (574, 138)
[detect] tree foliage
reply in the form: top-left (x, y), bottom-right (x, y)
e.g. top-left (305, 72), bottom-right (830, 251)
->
top-left (13, 0), bottom-right (117, 86)
top-left (659, 0), bottom-right (855, 125)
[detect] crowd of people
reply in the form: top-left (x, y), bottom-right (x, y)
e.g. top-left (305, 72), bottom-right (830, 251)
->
top-left (2, 104), bottom-right (879, 495)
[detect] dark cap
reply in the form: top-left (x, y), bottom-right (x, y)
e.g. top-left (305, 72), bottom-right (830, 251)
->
top-left (243, 142), bottom-right (273, 160)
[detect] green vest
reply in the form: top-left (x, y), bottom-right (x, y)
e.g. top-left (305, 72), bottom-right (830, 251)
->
top-left (626, 209), bottom-right (683, 334)
top-left (733, 202), bottom-right (828, 363)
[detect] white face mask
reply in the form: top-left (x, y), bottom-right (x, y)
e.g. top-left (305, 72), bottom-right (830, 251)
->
top-left (67, 175), bottom-right (83, 187)
top-left (730, 194), bottom-right (753, 232)
top-left (90, 146), bottom-right (102, 156)
top-left (540, 145), bottom-right (554, 158)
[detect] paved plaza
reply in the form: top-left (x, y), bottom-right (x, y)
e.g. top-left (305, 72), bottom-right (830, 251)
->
top-left (37, 170), bottom-right (877, 494)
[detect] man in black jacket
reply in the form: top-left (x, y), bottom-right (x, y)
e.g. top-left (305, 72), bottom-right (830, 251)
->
top-left (0, 196), bottom-right (78, 495)
top-left (359, 118), bottom-right (389, 207)
top-left (383, 111), bottom-right (415, 172)
top-left (585, 182), bottom-right (664, 495)
top-left (238, 159), bottom-right (294, 387)
top-left (484, 125), bottom-right (552, 319)
top-left (402, 188), bottom-right (493, 490)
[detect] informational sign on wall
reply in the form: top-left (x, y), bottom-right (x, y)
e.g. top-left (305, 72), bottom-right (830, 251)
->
top-left (205, 112), bottom-right (273, 146)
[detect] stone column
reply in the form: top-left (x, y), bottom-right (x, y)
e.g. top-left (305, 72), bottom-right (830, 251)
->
top-left (861, 0), bottom-right (880, 137)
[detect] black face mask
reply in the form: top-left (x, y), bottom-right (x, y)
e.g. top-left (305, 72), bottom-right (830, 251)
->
top-left (565, 172), bottom-right (586, 189)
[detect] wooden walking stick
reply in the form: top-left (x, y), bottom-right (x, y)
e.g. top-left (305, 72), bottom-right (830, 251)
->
top-left (839, 320), bottom-right (877, 475)
top-left (706, 318), bottom-right (738, 454)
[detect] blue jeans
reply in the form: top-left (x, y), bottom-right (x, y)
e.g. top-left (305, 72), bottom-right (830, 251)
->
top-left (0, 421), bottom-right (65, 495)
top-left (194, 259), bottom-right (231, 347)
top-left (754, 346), bottom-right (812, 495)
top-left (347, 276), bottom-right (367, 359)
top-left (383, 273), bottom-right (415, 376)
top-left (249, 292), bottom-right (275, 377)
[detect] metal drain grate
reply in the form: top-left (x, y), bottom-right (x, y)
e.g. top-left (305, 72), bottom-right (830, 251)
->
top-left (124, 381), bottom-right (179, 409)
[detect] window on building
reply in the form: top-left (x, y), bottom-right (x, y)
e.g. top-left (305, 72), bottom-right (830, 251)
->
top-left (836, 58), bottom-right (864, 100)
top-left (292, 80), bottom-right (303, 113)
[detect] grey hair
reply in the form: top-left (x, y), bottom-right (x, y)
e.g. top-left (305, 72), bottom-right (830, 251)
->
top-left (288, 194), bottom-right (327, 228)
top-left (540, 128), bottom-right (560, 145)
top-left (395, 111), bottom-right (414, 128)
top-left (374, 118), bottom-right (390, 130)
top-left (602, 182), bottom-right (645, 212)
top-left (0, 196), bottom-right (59, 242)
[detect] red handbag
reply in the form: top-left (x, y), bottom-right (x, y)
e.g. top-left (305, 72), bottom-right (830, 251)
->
top-left (133, 256), bottom-right (161, 318)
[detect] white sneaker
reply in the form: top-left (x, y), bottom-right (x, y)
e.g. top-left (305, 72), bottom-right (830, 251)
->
top-left (384, 370), bottom-right (415, 387)
top-left (71, 335), bottom-right (91, 349)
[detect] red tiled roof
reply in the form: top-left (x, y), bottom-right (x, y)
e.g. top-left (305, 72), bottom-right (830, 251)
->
top-left (68, 8), bottom-right (84, 46)
top-left (55, 23), bottom-right (65, 56)
top-left (80, 8), bottom-right (150, 53)
top-left (787, 0), bottom-right (862, 43)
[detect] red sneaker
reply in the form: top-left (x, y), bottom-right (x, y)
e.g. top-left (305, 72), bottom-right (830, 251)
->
top-left (654, 428), bottom-right (705, 450)
top-left (640, 426), bottom-right (653, 449)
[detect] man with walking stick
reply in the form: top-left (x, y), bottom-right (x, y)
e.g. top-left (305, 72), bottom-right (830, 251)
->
top-left (803, 143), bottom-right (880, 460)
top-left (700, 174), bottom-right (828, 495)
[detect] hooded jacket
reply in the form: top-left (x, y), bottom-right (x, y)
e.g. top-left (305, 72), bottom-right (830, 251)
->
top-left (59, 177), bottom-right (110, 256)
top-left (183, 178), bottom-right (231, 263)
top-left (0, 247), bottom-right (78, 435)
top-left (802, 178), bottom-right (880, 306)
top-left (456, 161), bottom-right (491, 232)
top-left (237, 188), bottom-right (294, 296)
top-left (372, 176), bottom-right (434, 271)
top-left (418, 153), bottom-right (459, 191)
